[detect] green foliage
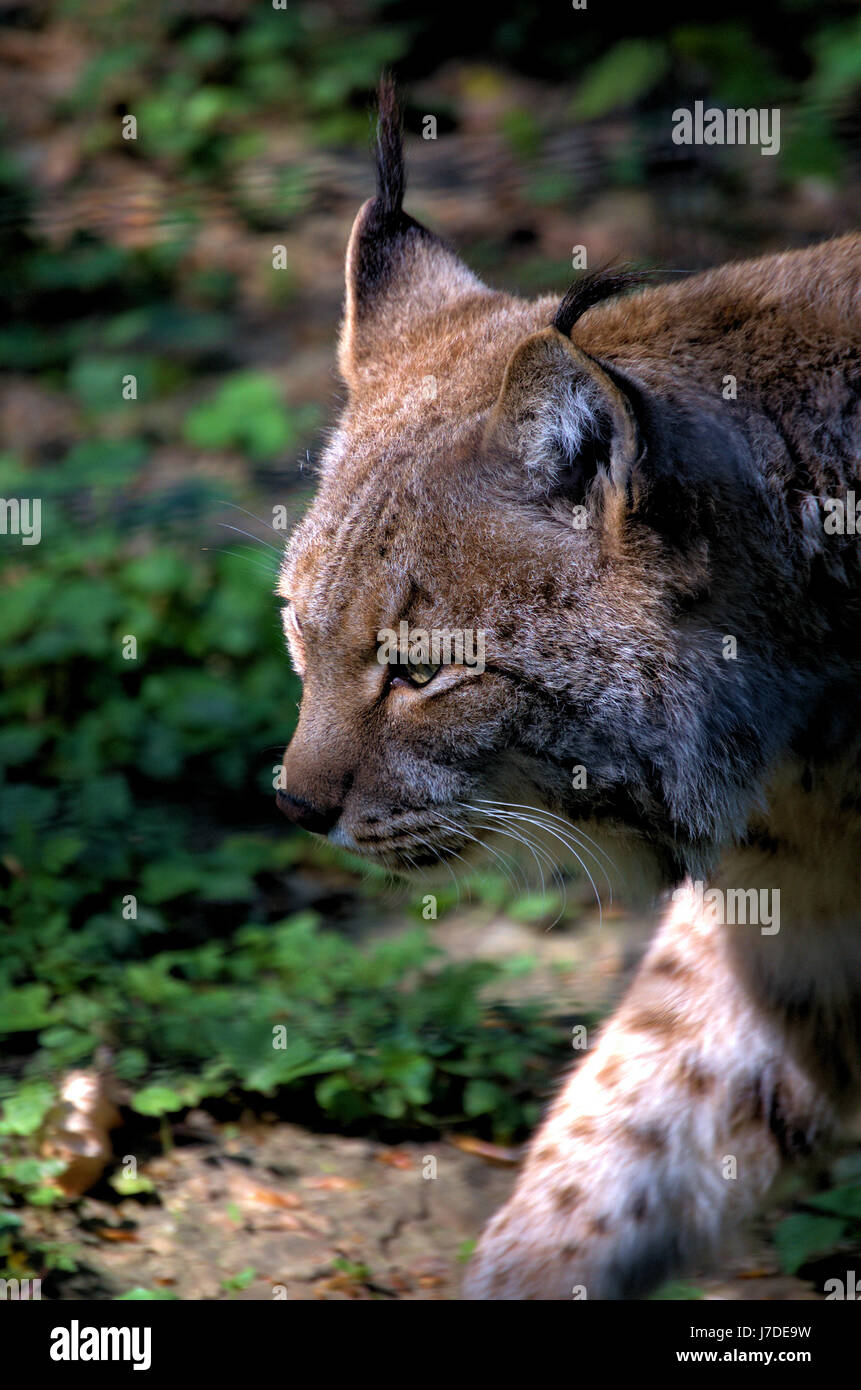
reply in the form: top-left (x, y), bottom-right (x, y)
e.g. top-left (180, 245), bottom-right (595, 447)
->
top-left (808, 12), bottom-right (861, 107)
top-left (0, 905), bottom-right (560, 1277)
top-left (102, 913), bottom-right (558, 1136)
top-left (221, 1266), bottom-right (257, 1293)
top-left (774, 1214), bottom-right (848, 1276)
top-left (775, 1185), bottom-right (861, 1275)
top-left (0, 448), bottom-right (296, 974)
top-left (670, 24), bottom-right (787, 108)
top-left (648, 1281), bottom-right (705, 1300)
top-left (0, 413), bottom-right (563, 1282)
top-left (183, 372), bottom-right (318, 461)
top-left (115, 1287), bottom-right (180, 1300)
top-left (0, 1083), bottom-right (56, 1137)
top-left (507, 891), bottom-right (565, 924)
top-left (564, 12), bottom-right (859, 185)
top-left (498, 107), bottom-right (543, 160)
top-left (0, 419), bottom-right (562, 1281)
top-left (0, 1081), bottom-right (69, 1270)
top-left (572, 40), bottom-right (669, 120)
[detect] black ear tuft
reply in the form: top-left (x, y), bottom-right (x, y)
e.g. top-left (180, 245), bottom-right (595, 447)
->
top-left (373, 74), bottom-right (406, 223)
top-left (552, 267), bottom-right (655, 338)
top-left (339, 77), bottom-right (487, 385)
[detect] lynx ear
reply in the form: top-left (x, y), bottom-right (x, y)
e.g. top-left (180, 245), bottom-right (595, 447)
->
top-left (486, 326), bottom-right (639, 496)
top-left (338, 79), bottom-right (487, 388)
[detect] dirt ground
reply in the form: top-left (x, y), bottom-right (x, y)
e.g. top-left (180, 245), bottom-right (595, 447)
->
top-left (25, 900), bottom-right (850, 1301)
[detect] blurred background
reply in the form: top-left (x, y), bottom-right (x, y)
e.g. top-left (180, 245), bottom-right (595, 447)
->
top-left (1, 0), bottom-right (861, 1301)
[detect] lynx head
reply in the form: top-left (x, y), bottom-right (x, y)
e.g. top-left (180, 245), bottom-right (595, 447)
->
top-left (276, 81), bottom-right (801, 899)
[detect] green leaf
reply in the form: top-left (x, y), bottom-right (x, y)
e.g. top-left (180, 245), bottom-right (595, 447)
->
top-left (806, 1185), bottom-right (861, 1222)
top-left (774, 1213), bottom-right (846, 1275)
top-left (649, 1281), bottom-right (705, 1300)
top-left (508, 893), bottom-right (562, 924)
top-left (140, 859), bottom-right (206, 903)
top-left (115, 1288), bottom-right (180, 1301)
top-left (808, 14), bottom-right (861, 106)
top-left (463, 1079), bottom-right (507, 1118)
top-left (0, 1082), bottom-right (55, 1135)
top-left (0, 985), bottom-right (56, 1037)
top-left (109, 1173), bottom-right (156, 1196)
top-left (26, 1186), bottom-right (65, 1207)
top-left (221, 1266), bottom-right (256, 1291)
top-left (572, 40), bottom-right (668, 120)
top-left (183, 372), bottom-right (302, 460)
top-left (0, 1157), bottom-right (65, 1185)
top-left (131, 1085), bottom-right (184, 1117)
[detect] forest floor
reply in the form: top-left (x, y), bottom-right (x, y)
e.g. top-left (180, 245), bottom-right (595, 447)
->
top-left (27, 900), bottom-right (840, 1301)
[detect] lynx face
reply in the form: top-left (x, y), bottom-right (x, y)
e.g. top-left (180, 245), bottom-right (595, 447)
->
top-left (279, 417), bottom-right (679, 894)
top-left (277, 87), bottom-right (859, 908)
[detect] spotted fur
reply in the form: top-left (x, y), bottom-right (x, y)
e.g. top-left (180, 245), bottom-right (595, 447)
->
top-left (276, 84), bottom-right (861, 1299)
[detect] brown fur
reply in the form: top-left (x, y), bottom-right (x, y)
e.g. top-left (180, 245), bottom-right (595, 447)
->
top-left (276, 84), bottom-right (861, 1298)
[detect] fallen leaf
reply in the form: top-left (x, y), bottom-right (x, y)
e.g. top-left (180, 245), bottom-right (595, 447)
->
top-left (233, 1180), bottom-right (303, 1208)
top-left (94, 1226), bottom-right (138, 1243)
top-left (301, 1175), bottom-right (363, 1191)
top-left (445, 1134), bottom-right (523, 1166)
top-left (374, 1149), bottom-right (413, 1170)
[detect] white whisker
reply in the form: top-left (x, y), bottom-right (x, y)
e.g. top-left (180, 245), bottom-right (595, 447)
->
top-left (457, 805), bottom-right (572, 924)
top-left (411, 830), bottom-right (465, 907)
top-left (471, 805), bottom-right (605, 927)
top-left (433, 812), bottom-right (526, 896)
top-left (474, 798), bottom-right (621, 900)
top-left (217, 522), bottom-right (283, 553)
top-left (218, 499), bottom-right (284, 537)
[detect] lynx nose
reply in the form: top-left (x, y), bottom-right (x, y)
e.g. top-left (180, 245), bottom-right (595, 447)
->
top-left (275, 790), bottom-right (340, 835)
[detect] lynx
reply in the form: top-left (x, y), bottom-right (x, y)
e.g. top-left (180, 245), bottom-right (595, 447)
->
top-left (276, 83), bottom-right (861, 1299)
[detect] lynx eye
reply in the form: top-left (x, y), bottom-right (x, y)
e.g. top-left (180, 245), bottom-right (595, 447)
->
top-left (394, 660), bottom-right (440, 688)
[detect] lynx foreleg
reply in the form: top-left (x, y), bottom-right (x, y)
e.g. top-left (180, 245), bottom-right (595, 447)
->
top-left (464, 883), bottom-right (834, 1300)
